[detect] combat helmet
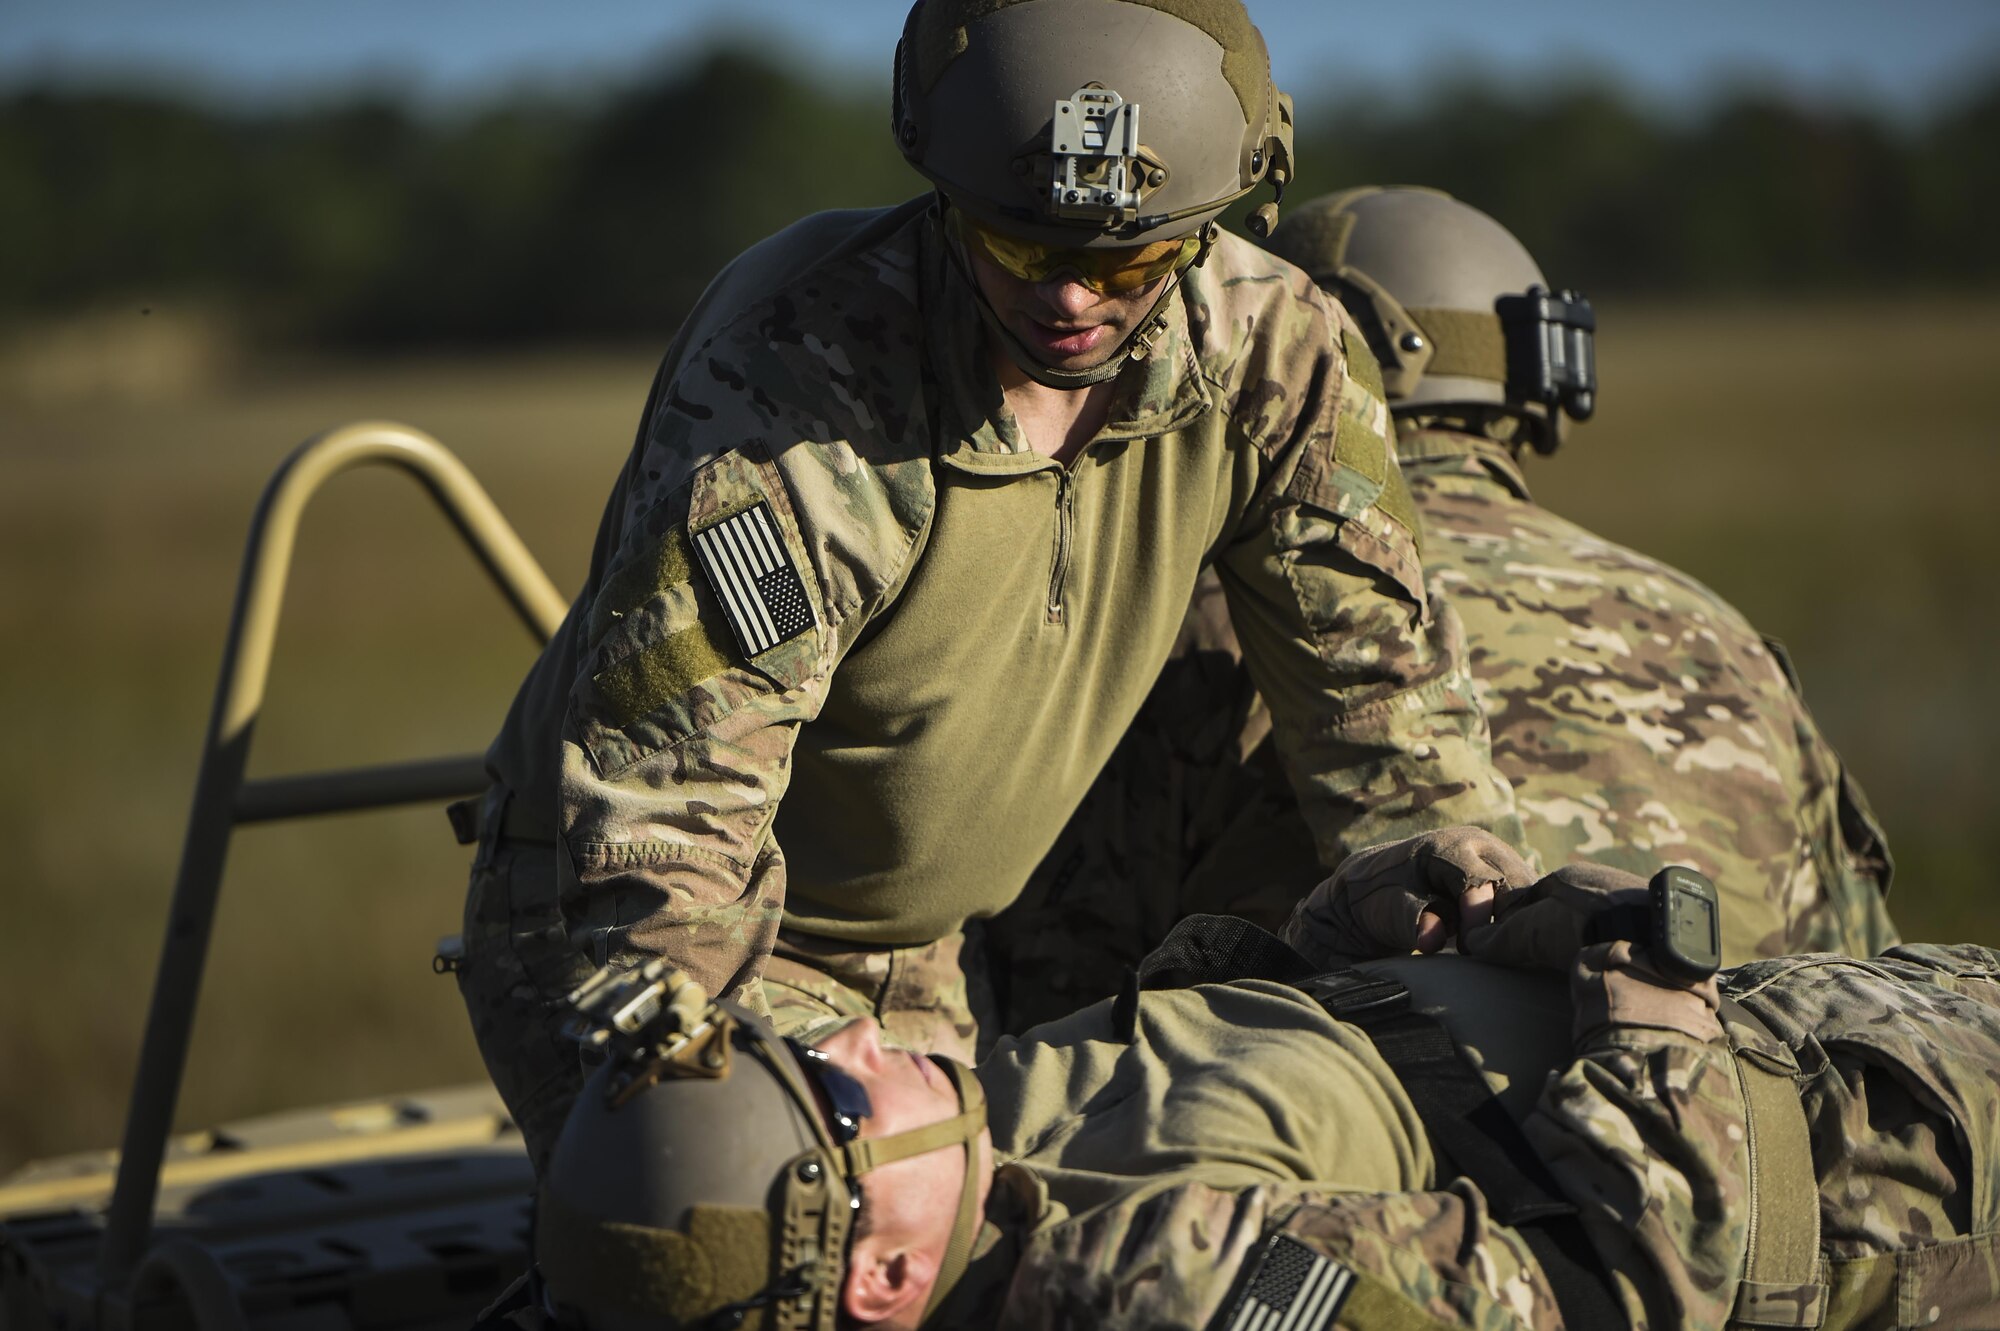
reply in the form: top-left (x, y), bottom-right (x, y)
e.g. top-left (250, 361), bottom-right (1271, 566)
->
top-left (533, 963), bottom-right (986, 1331)
top-left (891, 0), bottom-right (1295, 385)
top-left (1262, 186), bottom-right (1597, 453)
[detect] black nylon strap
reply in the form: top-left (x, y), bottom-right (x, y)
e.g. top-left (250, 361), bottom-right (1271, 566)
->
top-left (1298, 972), bottom-right (1624, 1329)
top-left (469, 1268), bottom-right (542, 1331)
top-left (1135, 914), bottom-right (1319, 990)
top-left (1115, 914), bottom-right (1318, 1038)
top-left (1129, 918), bottom-right (1626, 1330)
top-left (1516, 1220), bottom-right (1627, 1330)
top-left (1311, 990), bottom-right (1571, 1226)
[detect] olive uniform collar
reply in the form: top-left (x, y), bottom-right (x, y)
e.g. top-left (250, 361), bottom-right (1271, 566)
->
top-left (1393, 424), bottom-right (1535, 503)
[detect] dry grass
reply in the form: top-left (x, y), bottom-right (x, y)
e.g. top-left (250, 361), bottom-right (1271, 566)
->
top-left (2, 297), bottom-right (1996, 1170)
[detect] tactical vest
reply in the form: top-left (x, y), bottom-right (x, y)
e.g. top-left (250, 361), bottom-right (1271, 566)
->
top-left (1126, 916), bottom-right (1829, 1330)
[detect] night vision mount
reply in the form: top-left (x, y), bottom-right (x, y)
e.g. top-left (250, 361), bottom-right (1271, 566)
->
top-left (1045, 85), bottom-right (1168, 225)
top-left (564, 959), bottom-right (735, 1106)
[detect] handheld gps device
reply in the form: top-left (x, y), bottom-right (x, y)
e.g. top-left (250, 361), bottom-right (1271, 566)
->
top-left (1648, 865), bottom-right (1723, 984)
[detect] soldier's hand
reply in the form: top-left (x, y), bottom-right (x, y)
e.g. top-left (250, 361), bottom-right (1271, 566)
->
top-left (1459, 862), bottom-right (1649, 971)
top-left (1280, 827), bottom-right (1537, 968)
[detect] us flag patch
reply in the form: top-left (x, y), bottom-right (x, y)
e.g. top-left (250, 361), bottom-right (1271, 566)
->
top-left (690, 503), bottom-right (815, 657)
top-left (1221, 1235), bottom-right (1354, 1331)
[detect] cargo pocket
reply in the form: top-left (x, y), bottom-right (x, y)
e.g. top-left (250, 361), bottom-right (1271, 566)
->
top-left (1334, 502), bottom-right (1427, 618)
top-left (1876, 943), bottom-right (2000, 981)
top-left (1896, 1229), bottom-right (2000, 1326)
top-left (1262, 496), bottom-right (1430, 642)
top-left (1265, 395), bottom-right (1427, 609)
top-left (572, 448), bottom-right (827, 779)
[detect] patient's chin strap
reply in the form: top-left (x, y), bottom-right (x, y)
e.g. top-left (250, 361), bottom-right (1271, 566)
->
top-left (836, 1057), bottom-right (988, 1328)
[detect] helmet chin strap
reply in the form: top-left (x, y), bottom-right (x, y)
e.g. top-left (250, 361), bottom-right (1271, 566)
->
top-left (835, 1057), bottom-right (988, 1327)
top-left (941, 207), bottom-right (1209, 391)
top-left (970, 294), bottom-right (1133, 388)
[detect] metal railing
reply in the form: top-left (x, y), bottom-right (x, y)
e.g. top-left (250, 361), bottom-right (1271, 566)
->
top-left (97, 422), bottom-right (566, 1280)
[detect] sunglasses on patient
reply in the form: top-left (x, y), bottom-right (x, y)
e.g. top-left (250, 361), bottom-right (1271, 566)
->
top-left (786, 1037), bottom-right (874, 1143)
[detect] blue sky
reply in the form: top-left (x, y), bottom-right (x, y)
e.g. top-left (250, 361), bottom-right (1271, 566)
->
top-left (6, 0), bottom-right (1998, 117)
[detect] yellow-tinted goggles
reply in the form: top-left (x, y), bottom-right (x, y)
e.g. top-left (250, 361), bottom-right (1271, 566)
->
top-left (951, 211), bottom-right (1202, 295)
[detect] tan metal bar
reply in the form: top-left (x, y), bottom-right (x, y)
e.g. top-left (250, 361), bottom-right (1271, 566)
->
top-left (99, 422), bottom-right (564, 1282)
top-left (233, 755), bottom-right (490, 823)
top-left (215, 422), bottom-right (567, 740)
top-left (1, 1108), bottom-right (515, 1213)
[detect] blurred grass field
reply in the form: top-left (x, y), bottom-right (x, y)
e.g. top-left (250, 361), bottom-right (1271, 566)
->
top-left (2, 297), bottom-right (1996, 1172)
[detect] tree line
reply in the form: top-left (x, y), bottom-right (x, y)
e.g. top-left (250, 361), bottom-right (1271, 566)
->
top-left (3, 47), bottom-right (1995, 349)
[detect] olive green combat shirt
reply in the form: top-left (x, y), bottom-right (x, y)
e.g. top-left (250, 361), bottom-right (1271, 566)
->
top-left (1396, 426), bottom-right (1897, 962)
top-left (942, 947), bottom-right (2000, 1331)
top-left (485, 197), bottom-right (1516, 1012)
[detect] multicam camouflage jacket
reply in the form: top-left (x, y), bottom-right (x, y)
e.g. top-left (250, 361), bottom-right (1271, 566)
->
top-left (969, 420), bottom-right (1900, 1041)
top-left (484, 196), bottom-right (1518, 1024)
top-left (1398, 426), bottom-right (1898, 961)
top-left (946, 945), bottom-right (2000, 1331)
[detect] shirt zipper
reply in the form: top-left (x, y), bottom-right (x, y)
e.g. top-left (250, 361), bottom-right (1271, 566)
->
top-left (1047, 469), bottom-right (1075, 625)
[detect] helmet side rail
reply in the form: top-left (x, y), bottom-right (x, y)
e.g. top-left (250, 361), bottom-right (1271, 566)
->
top-left (96, 421), bottom-right (566, 1282)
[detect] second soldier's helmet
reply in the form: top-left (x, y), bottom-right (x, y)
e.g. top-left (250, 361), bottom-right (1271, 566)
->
top-left (1262, 186), bottom-right (1597, 451)
top-left (534, 964), bottom-right (986, 1331)
top-left (891, 0), bottom-right (1295, 247)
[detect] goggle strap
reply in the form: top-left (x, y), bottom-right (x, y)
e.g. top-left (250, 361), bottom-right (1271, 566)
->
top-left (1406, 307), bottom-right (1508, 384)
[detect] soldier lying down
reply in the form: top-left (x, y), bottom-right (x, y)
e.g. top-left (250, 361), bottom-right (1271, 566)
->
top-left (484, 828), bottom-right (2000, 1331)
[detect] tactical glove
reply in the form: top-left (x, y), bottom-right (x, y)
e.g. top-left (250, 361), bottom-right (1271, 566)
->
top-left (1281, 826), bottom-right (1537, 968)
top-left (1459, 861), bottom-right (1650, 972)
top-left (1462, 863), bottom-right (1726, 1039)
top-left (1568, 939), bottom-right (1724, 1046)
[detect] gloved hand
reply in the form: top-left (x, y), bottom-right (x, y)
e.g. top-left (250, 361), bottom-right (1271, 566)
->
top-left (1462, 863), bottom-right (1726, 1043)
top-left (1280, 827), bottom-right (1538, 968)
top-left (1568, 938), bottom-right (1724, 1046)
top-left (1459, 862), bottom-right (1650, 972)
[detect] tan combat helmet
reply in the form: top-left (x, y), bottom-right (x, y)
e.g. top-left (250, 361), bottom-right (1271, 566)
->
top-left (1263, 186), bottom-right (1597, 453)
top-left (892, 0), bottom-right (1294, 386)
top-left (534, 963), bottom-right (986, 1331)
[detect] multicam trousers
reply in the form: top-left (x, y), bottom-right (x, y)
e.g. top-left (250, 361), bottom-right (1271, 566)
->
top-left (456, 788), bottom-right (593, 1174)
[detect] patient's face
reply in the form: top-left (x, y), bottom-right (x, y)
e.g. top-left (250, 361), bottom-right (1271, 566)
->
top-left (814, 1018), bottom-right (963, 1136)
top-left (811, 1019), bottom-right (992, 1240)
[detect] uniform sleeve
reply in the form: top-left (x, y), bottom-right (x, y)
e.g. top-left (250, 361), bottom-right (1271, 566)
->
top-left (551, 285), bottom-right (928, 1011)
top-left (1217, 293), bottom-right (1522, 867)
top-left (555, 438), bottom-right (838, 1010)
top-left (997, 1178), bottom-right (1560, 1330)
top-left (1521, 943), bottom-right (1750, 1330)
